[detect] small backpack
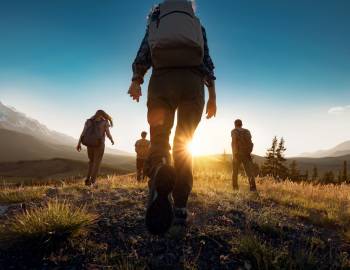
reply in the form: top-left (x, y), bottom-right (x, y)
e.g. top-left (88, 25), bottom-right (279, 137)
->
top-left (148, 0), bottom-right (204, 68)
top-left (234, 129), bottom-right (254, 155)
top-left (81, 120), bottom-right (102, 147)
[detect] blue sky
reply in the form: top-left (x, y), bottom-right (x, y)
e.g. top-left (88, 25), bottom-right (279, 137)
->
top-left (1, 0), bottom-right (350, 156)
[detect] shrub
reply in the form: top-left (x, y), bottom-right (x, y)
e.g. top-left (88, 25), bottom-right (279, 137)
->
top-left (0, 200), bottom-right (97, 250)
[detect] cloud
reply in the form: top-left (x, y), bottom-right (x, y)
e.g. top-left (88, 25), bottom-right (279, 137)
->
top-left (328, 105), bottom-right (350, 115)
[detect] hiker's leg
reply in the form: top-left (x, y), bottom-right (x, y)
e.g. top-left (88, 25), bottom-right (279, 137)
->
top-left (144, 71), bottom-right (179, 235)
top-left (136, 158), bottom-right (142, 181)
top-left (232, 157), bottom-right (240, 190)
top-left (172, 72), bottom-right (205, 208)
top-left (243, 156), bottom-right (257, 191)
top-left (87, 147), bottom-right (94, 181)
top-left (90, 144), bottom-right (105, 183)
top-left (145, 71), bottom-right (178, 177)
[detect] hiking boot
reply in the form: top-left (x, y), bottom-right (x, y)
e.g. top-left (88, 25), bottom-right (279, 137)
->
top-left (174, 207), bottom-right (188, 226)
top-left (85, 178), bottom-right (92, 186)
top-left (145, 164), bottom-right (176, 235)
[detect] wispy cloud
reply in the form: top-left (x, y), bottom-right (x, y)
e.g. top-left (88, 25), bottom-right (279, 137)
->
top-left (328, 105), bottom-right (350, 115)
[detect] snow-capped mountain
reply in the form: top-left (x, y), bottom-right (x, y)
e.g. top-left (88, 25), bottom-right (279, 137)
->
top-left (0, 101), bottom-right (76, 145)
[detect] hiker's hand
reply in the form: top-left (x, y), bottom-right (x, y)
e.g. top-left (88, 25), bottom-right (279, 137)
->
top-left (128, 81), bottom-right (142, 102)
top-left (206, 98), bottom-right (217, 119)
top-left (111, 139), bottom-right (115, 145)
top-left (76, 144), bottom-right (82, 152)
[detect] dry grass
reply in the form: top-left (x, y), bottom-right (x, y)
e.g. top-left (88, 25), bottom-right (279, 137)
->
top-left (1, 171), bottom-right (349, 269)
top-left (258, 177), bottom-right (350, 228)
top-left (0, 200), bottom-right (97, 250)
top-left (0, 186), bottom-right (47, 204)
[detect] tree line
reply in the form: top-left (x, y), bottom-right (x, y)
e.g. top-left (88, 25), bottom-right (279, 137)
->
top-left (260, 136), bottom-right (349, 184)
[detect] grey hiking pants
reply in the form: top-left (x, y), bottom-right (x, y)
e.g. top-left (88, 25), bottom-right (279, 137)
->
top-left (146, 69), bottom-right (205, 208)
top-left (232, 154), bottom-right (257, 191)
top-left (87, 144), bottom-right (105, 182)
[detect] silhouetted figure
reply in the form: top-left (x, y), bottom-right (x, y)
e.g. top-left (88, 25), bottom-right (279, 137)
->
top-left (231, 119), bottom-right (257, 191)
top-left (128, 0), bottom-right (216, 235)
top-left (135, 131), bottom-right (151, 181)
top-left (77, 110), bottom-right (114, 186)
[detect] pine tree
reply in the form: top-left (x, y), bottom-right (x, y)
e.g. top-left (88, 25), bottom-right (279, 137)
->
top-left (289, 160), bottom-right (299, 181)
top-left (311, 166), bottom-right (318, 181)
top-left (342, 160), bottom-right (348, 182)
top-left (261, 136), bottom-right (278, 177)
top-left (323, 171), bottom-right (335, 184)
top-left (276, 137), bottom-right (288, 180)
top-left (305, 170), bottom-right (309, 181)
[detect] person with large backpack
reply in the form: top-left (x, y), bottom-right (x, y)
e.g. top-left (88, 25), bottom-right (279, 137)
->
top-left (128, 0), bottom-right (217, 235)
top-left (76, 110), bottom-right (115, 186)
top-left (231, 119), bottom-right (257, 192)
top-left (135, 131), bottom-right (151, 181)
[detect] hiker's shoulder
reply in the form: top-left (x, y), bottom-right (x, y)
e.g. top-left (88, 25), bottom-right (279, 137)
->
top-left (147, 4), bottom-right (160, 22)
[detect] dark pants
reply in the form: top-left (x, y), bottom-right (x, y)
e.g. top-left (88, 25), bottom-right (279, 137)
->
top-left (136, 158), bottom-right (146, 181)
top-left (87, 144), bottom-right (105, 182)
top-left (232, 154), bottom-right (257, 191)
top-left (146, 69), bottom-right (205, 208)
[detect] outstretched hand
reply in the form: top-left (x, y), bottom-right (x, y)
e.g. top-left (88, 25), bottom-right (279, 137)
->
top-left (128, 81), bottom-right (142, 102)
top-left (206, 98), bottom-right (217, 119)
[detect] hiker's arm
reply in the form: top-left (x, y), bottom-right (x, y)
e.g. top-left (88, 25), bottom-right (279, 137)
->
top-left (201, 26), bottom-right (216, 88)
top-left (77, 121), bottom-right (88, 151)
top-left (206, 81), bottom-right (217, 119)
top-left (131, 30), bottom-right (152, 85)
top-left (231, 131), bottom-right (239, 156)
top-left (106, 126), bottom-right (114, 145)
top-left (128, 26), bottom-right (152, 102)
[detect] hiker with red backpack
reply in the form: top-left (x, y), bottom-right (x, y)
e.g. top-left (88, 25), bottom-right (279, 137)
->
top-left (76, 110), bottom-right (115, 186)
top-left (128, 0), bottom-right (216, 235)
top-left (231, 119), bottom-right (257, 192)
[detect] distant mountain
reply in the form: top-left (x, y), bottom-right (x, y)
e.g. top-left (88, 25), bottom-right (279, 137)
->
top-left (300, 140), bottom-right (350, 158)
top-left (0, 129), bottom-right (135, 171)
top-left (0, 101), bottom-right (132, 156)
top-left (0, 101), bottom-right (76, 145)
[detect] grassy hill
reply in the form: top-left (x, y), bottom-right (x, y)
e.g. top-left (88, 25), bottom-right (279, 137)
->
top-left (0, 158), bottom-right (130, 186)
top-left (0, 170), bottom-right (349, 269)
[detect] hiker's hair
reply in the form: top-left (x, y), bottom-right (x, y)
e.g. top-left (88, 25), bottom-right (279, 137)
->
top-left (91, 110), bottom-right (113, 127)
top-left (141, 131), bottom-right (147, 138)
top-left (234, 119), bottom-right (243, 127)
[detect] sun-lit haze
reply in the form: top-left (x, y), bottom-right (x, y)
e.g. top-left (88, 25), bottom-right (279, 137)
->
top-left (1, 0), bottom-right (349, 156)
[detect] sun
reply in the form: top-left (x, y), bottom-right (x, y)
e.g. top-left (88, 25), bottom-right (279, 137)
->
top-left (187, 141), bottom-right (201, 156)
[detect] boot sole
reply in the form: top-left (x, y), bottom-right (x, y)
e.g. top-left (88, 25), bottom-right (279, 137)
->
top-left (145, 165), bottom-right (176, 235)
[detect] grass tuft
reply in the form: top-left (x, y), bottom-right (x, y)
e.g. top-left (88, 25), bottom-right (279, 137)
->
top-left (0, 200), bottom-right (97, 250)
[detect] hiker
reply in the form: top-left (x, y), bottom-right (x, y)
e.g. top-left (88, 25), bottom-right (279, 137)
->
top-left (231, 119), bottom-right (257, 192)
top-left (128, 0), bottom-right (216, 235)
top-left (135, 131), bottom-right (151, 181)
top-left (76, 110), bottom-right (115, 186)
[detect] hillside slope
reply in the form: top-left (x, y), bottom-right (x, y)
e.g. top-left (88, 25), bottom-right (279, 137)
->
top-left (0, 173), bottom-right (349, 269)
top-left (0, 129), bottom-right (135, 171)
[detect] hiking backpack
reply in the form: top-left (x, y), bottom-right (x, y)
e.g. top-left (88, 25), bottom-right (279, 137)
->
top-left (148, 0), bottom-right (204, 68)
top-left (81, 120), bottom-right (102, 147)
top-left (234, 129), bottom-right (254, 155)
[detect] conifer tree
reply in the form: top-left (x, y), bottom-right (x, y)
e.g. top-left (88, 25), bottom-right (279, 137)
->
top-left (311, 166), bottom-right (318, 181)
top-left (261, 136), bottom-right (278, 177)
top-left (289, 160), bottom-right (299, 181)
top-left (343, 160), bottom-right (348, 182)
top-left (276, 137), bottom-right (288, 180)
